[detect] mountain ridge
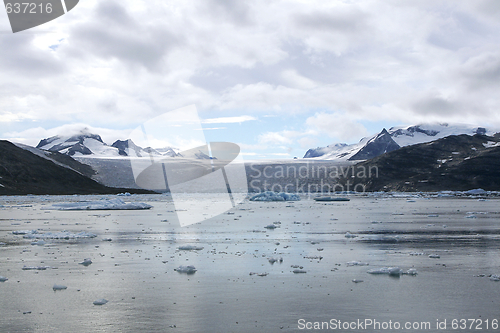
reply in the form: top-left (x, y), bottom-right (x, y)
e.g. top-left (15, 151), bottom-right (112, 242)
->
top-left (304, 123), bottom-right (498, 162)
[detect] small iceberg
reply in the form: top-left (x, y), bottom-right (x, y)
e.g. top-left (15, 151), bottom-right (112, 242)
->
top-left (428, 254), bottom-right (440, 259)
top-left (293, 269), bottom-right (307, 274)
top-left (174, 265), bottom-right (197, 274)
top-left (43, 198), bottom-right (152, 211)
top-left (465, 189), bottom-right (487, 195)
top-left (178, 245), bottom-right (204, 251)
top-left (249, 272), bottom-right (268, 276)
top-left (405, 268), bottom-right (418, 276)
top-left (79, 258), bottom-right (92, 266)
top-left (264, 224), bottom-right (277, 229)
top-left (345, 232), bottom-right (357, 238)
top-left (53, 284), bottom-right (67, 291)
top-left (249, 191), bottom-right (300, 202)
top-left (31, 240), bottom-right (46, 246)
top-left (490, 275), bottom-right (500, 282)
top-left (352, 279), bottom-right (364, 283)
top-left (93, 299), bottom-right (108, 305)
top-left (0, 276), bottom-right (8, 282)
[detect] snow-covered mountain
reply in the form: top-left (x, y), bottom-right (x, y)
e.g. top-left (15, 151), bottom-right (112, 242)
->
top-left (36, 129), bottom-right (179, 158)
top-left (303, 123), bottom-right (499, 161)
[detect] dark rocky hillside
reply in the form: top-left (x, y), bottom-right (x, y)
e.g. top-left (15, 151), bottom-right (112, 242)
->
top-left (0, 140), bottom-right (155, 195)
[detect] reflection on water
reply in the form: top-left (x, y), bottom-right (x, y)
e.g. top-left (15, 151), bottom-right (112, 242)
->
top-left (1, 194), bottom-right (500, 332)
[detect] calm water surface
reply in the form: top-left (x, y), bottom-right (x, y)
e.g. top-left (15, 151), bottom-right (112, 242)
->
top-left (1, 194), bottom-right (500, 332)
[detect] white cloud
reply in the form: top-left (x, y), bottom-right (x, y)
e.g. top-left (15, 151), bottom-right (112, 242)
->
top-left (3, 0), bottom-right (500, 157)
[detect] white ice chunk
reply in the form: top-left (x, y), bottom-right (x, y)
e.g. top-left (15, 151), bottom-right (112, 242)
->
top-left (174, 265), bottom-right (197, 274)
top-left (79, 258), bottom-right (92, 266)
top-left (0, 276), bottom-right (8, 282)
top-left (428, 254), bottom-right (440, 259)
top-left (13, 230), bottom-right (37, 235)
top-left (249, 191), bottom-right (300, 202)
top-left (346, 261), bottom-right (369, 267)
top-left (177, 245), bottom-right (204, 251)
top-left (293, 269), bottom-right (307, 273)
top-left (43, 198), bottom-right (152, 211)
top-left (345, 232), bottom-right (357, 238)
top-left (31, 240), bottom-right (46, 246)
top-left (405, 268), bottom-right (418, 276)
top-left (367, 267), bottom-right (402, 276)
top-left (93, 299), bottom-right (108, 305)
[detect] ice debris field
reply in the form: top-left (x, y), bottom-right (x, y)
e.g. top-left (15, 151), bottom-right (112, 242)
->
top-left (1, 191), bottom-right (500, 332)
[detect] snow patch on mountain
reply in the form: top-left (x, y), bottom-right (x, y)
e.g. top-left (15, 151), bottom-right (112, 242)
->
top-left (36, 128), bottom-right (179, 159)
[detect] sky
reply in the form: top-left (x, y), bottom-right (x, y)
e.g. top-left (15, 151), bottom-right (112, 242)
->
top-left (1, 0), bottom-right (500, 159)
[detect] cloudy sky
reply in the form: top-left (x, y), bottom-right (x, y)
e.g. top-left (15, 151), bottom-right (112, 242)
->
top-left (1, 0), bottom-right (500, 159)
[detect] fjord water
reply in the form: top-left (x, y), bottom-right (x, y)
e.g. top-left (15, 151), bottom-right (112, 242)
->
top-left (1, 194), bottom-right (500, 332)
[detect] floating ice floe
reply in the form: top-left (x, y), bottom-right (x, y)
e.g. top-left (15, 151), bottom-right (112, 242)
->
top-left (22, 265), bottom-right (51, 270)
top-left (428, 254), bottom-right (440, 259)
top-left (43, 198), bottom-right (152, 211)
top-left (79, 258), bottom-right (92, 266)
top-left (249, 272), bottom-right (268, 276)
top-left (345, 232), bottom-right (357, 238)
top-left (22, 231), bottom-right (97, 240)
top-left (293, 269), bottom-right (307, 274)
top-left (352, 279), bottom-right (364, 283)
top-left (174, 265), bottom-right (197, 274)
top-left (93, 299), bottom-right (108, 305)
top-left (12, 230), bottom-right (36, 235)
top-left (249, 191), bottom-right (300, 202)
top-left (367, 267), bottom-right (418, 276)
top-left (290, 265), bottom-right (303, 269)
top-left (31, 240), bottom-right (45, 246)
top-left (346, 261), bottom-right (369, 267)
top-left (53, 284), bottom-right (67, 290)
top-left (0, 276), bottom-right (8, 282)
top-left (264, 224), bottom-right (277, 230)
top-left (490, 275), bottom-right (500, 282)
top-left (178, 245), bottom-right (204, 251)
top-left (367, 267), bottom-right (402, 276)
